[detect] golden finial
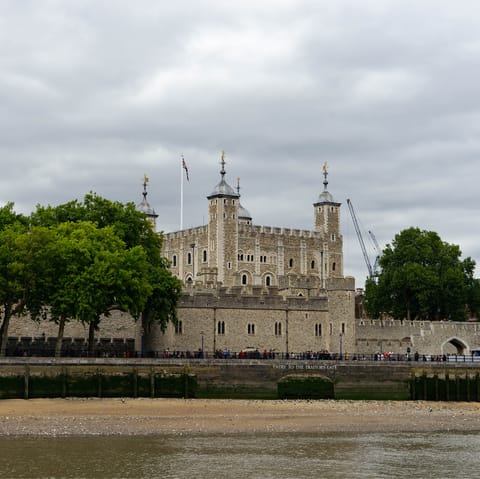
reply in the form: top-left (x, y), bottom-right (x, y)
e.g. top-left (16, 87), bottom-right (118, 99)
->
top-left (322, 162), bottom-right (328, 172)
top-left (143, 174), bottom-right (149, 183)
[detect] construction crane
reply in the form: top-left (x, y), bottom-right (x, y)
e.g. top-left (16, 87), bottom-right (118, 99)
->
top-left (346, 199), bottom-right (378, 279)
top-left (368, 230), bottom-right (381, 275)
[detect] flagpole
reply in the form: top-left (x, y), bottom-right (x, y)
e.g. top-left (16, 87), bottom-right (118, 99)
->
top-left (180, 154), bottom-right (184, 230)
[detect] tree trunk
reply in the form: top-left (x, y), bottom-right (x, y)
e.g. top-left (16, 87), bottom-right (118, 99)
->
top-left (88, 318), bottom-right (99, 357)
top-left (0, 304), bottom-right (12, 357)
top-left (55, 316), bottom-right (66, 358)
top-left (141, 312), bottom-right (150, 357)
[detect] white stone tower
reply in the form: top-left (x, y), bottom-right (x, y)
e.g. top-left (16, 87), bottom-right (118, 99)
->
top-left (206, 152), bottom-right (240, 286)
top-left (313, 163), bottom-right (343, 286)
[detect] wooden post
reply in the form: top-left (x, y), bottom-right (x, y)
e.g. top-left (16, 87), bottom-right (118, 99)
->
top-left (97, 370), bottom-right (102, 398)
top-left (183, 366), bottom-right (188, 399)
top-left (445, 374), bottom-right (450, 402)
top-left (133, 368), bottom-right (138, 398)
top-left (150, 370), bottom-right (155, 398)
top-left (466, 373), bottom-right (471, 402)
top-left (62, 367), bottom-right (67, 399)
top-left (24, 365), bottom-right (30, 400)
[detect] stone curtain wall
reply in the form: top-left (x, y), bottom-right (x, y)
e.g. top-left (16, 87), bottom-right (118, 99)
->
top-left (10, 298), bottom-right (480, 357)
top-left (355, 318), bottom-right (480, 355)
top-left (9, 311), bottom-right (139, 342)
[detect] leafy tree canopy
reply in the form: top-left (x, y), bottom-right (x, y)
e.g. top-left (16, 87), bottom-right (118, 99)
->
top-left (0, 194), bottom-right (182, 356)
top-left (31, 192), bottom-right (160, 253)
top-left (364, 227), bottom-right (480, 321)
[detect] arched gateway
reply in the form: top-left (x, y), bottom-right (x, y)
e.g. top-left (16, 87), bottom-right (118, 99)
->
top-left (441, 337), bottom-right (469, 355)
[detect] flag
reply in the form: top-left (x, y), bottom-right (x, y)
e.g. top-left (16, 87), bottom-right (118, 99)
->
top-left (182, 157), bottom-right (190, 181)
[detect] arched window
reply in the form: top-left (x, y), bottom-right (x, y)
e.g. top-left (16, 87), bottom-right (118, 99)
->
top-left (242, 274), bottom-right (248, 285)
top-left (217, 321), bottom-right (225, 335)
top-left (315, 323), bottom-right (322, 337)
top-left (289, 258), bottom-right (294, 268)
top-left (332, 262), bottom-right (336, 271)
top-left (311, 260), bottom-right (315, 269)
top-left (265, 275), bottom-right (272, 287)
top-left (247, 323), bottom-right (255, 335)
top-left (172, 255), bottom-right (177, 267)
top-left (187, 252), bottom-right (192, 265)
top-left (203, 250), bottom-right (207, 262)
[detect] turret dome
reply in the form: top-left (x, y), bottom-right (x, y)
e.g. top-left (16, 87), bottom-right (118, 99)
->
top-left (137, 175), bottom-right (158, 227)
top-left (207, 151), bottom-right (240, 199)
top-left (317, 190), bottom-right (335, 203)
top-left (238, 203), bottom-right (252, 220)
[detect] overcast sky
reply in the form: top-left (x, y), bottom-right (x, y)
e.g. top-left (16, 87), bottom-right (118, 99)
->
top-left (1, 0), bottom-right (480, 287)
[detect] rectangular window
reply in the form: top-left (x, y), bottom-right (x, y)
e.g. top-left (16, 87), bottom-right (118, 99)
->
top-left (175, 321), bottom-right (183, 335)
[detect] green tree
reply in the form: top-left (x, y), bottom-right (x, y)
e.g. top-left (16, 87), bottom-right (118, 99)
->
top-left (67, 224), bottom-right (152, 356)
top-left (364, 227), bottom-right (476, 321)
top-left (0, 203), bottom-right (29, 356)
top-left (23, 222), bottom-right (151, 357)
top-left (31, 193), bottom-right (182, 355)
top-left (32, 192), bottom-right (155, 251)
top-left (141, 259), bottom-right (182, 354)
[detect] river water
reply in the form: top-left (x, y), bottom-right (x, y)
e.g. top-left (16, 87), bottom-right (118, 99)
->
top-left (1, 431), bottom-right (479, 478)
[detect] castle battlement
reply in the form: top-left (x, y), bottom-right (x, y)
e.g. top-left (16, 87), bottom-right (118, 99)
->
top-left (239, 224), bottom-right (321, 239)
top-left (164, 225), bottom-right (208, 240)
top-left (178, 288), bottom-right (328, 311)
top-left (356, 319), bottom-right (480, 333)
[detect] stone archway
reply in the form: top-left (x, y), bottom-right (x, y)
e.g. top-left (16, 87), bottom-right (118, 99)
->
top-left (441, 337), bottom-right (469, 355)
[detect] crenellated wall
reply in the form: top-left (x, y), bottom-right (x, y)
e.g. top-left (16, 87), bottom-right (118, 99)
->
top-left (355, 318), bottom-right (480, 355)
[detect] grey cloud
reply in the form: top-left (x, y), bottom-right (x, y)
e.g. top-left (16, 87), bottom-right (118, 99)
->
top-left (1, 0), bottom-right (480, 287)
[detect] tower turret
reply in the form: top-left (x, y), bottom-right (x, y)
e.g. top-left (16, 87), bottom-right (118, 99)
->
top-left (236, 178), bottom-right (252, 225)
top-left (206, 151), bottom-right (240, 285)
top-left (313, 163), bottom-right (343, 281)
top-left (137, 175), bottom-right (158, 230)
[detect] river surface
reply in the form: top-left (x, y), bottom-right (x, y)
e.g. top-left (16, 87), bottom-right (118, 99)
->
top-left (1, 431), bottom-right (479, 478)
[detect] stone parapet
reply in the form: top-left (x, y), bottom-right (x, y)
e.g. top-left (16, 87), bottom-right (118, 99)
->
top-left (179, 289), bottom-right (328, 311)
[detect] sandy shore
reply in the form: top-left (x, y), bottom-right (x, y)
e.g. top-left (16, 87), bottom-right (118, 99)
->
top-left (0, 398), bottom-right (479, 436)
